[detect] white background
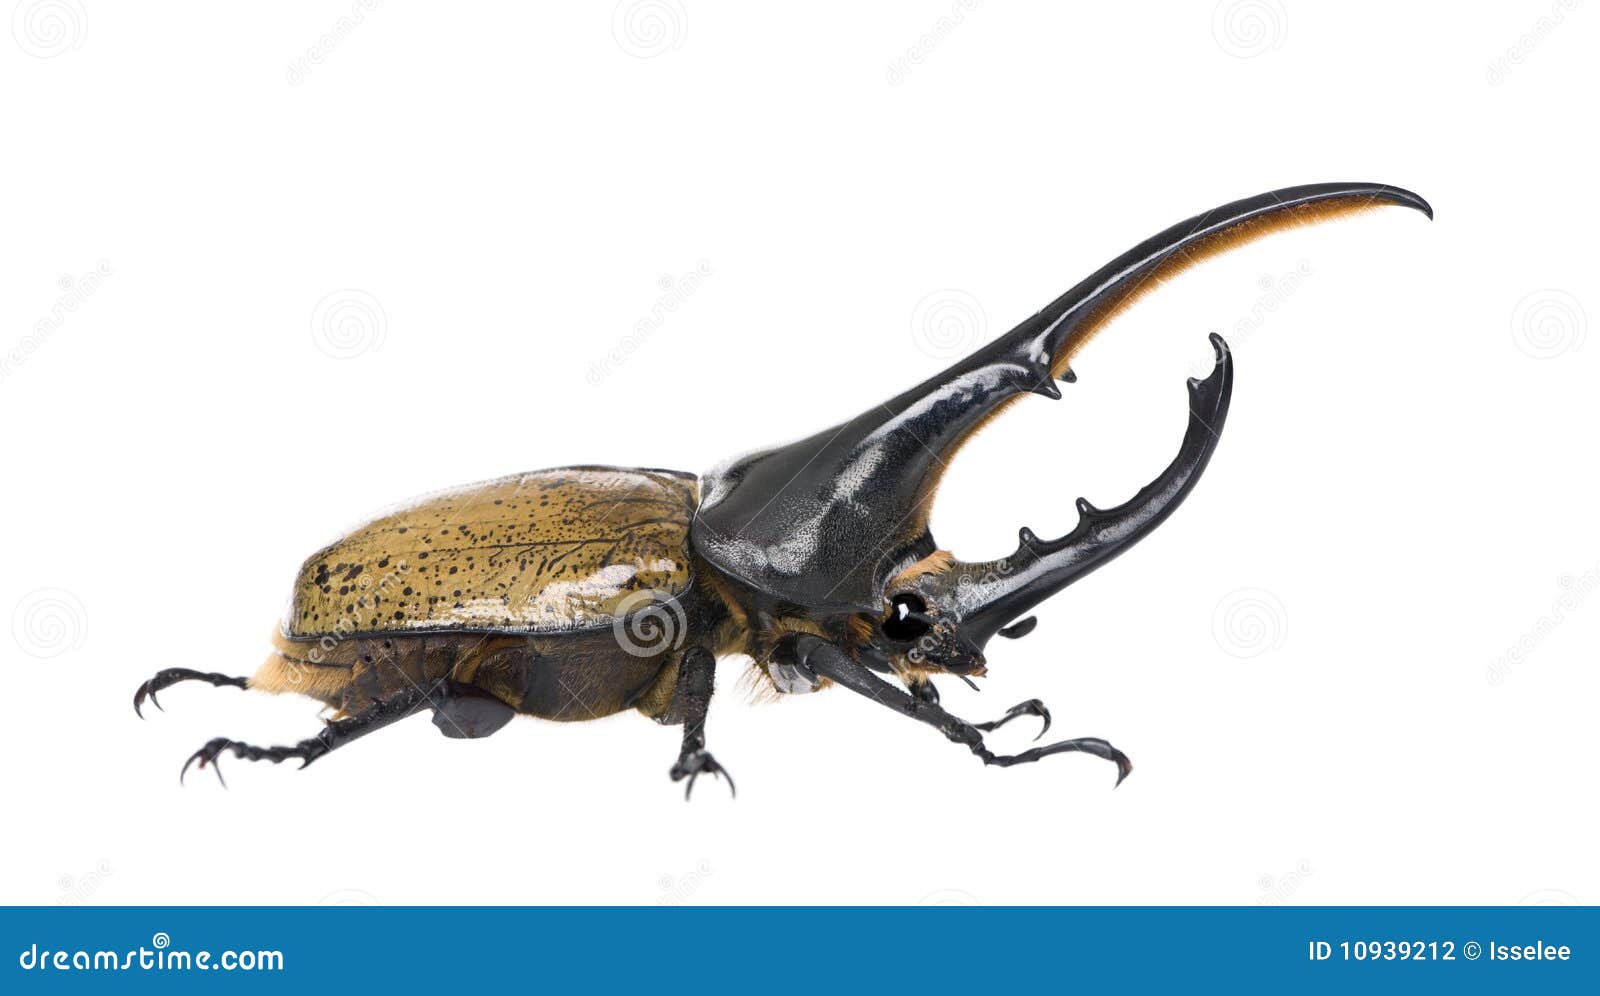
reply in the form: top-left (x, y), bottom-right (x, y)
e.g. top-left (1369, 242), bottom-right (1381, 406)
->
top-left (2, 2), bottom-right (1595, 906)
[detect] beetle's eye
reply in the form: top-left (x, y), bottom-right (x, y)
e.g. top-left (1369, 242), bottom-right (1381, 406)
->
top-left (881, 593), bottom-right (932, 642)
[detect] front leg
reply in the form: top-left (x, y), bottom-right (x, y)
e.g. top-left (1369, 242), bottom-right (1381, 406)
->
top-left (664, 647), bottom-right (734, 799)
top-left (905, 673), bottom-right (1052, 741)
top-left (783, 635), bottom-right (1130, 785)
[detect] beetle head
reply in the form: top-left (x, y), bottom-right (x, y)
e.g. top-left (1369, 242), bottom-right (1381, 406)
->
top-left (848, 335), bottom-right (1231, 679)
top-left (860, 572), bottom-right (987, 678)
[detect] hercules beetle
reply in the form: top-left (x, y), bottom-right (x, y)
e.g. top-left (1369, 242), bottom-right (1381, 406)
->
top-left (134, 182), bottom-right (1430, 797)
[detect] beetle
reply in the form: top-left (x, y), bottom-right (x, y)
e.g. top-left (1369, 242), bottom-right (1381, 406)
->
top-left (135, 182), bottom-right (1430, 797)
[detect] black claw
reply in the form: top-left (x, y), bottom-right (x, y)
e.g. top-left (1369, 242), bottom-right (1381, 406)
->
top-left (984, 734), bottom-right (1133, 786)
top-left (974, 698), bottom-right (1052, 740)
top-left (1112, 752), bottom-right (1134, 787)
top-left (132, 683), bottom-right (160, 719)
top-left (673, 750), bottom-right (735, 801)
top-left (133, 668), bottom-right (248, 719)
top-left (1031, 702), bottom-right (1052, 741)
top-left (180, 739), bottom-right (230, 788)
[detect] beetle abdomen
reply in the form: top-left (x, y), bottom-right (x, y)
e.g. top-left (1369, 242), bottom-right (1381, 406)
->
top-left (284, 466), bottom-right (698, 638)
top-left (253, 626), bottom-right (680, 721)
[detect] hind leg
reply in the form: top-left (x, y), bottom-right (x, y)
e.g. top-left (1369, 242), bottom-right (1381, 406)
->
top-left (133, 668), bottom-right (248, 718)
top-left (181, 687), bottom-right (428, 786)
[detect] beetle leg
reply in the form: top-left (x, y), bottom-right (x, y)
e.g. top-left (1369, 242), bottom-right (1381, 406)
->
top-left (973, 698), bottom-right (1053, 742)
top-left (907, 673), bottom-right (1050, 739)
top-left (180, 686), bottom-right (430, 787)
top-left (783, 635), bottom-right (1130, 785)
top-left (665, 646), bottom-right (735, 800)
top-left (133, 667), bottom-right (248, 718)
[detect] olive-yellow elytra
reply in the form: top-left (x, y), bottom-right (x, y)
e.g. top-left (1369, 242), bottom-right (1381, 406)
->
top-left (135, 183), bottom-right (1430, 797)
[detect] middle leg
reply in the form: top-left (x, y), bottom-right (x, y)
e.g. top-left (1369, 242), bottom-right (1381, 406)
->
top-left (662, 646), bottom-right (734, 799)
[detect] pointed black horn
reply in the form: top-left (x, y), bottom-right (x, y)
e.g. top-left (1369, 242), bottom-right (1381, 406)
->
top-left (692, 184), bottom-right (1428, 615)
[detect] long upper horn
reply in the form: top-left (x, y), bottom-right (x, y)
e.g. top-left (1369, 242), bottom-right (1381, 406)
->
top-left (691, 183), bottom-right (1431, 615)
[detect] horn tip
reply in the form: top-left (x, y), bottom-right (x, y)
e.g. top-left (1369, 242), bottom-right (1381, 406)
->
top-left (1187, 334), bottom-right (1232, 391)
top-left (1383, 186), bottom-right (1433, 220)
